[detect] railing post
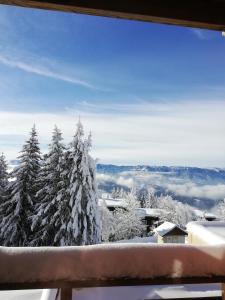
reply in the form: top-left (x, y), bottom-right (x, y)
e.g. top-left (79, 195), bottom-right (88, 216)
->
top-left (222, 283), bottom-right (225, 300)
top-left (60, 288), bottom-right (72, 300)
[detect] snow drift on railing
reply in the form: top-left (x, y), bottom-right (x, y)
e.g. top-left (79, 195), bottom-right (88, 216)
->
top-left (0, 244), bottom-right (225, 284)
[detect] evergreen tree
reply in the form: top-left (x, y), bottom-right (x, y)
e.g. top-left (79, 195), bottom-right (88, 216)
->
top-left (100, 200), bottom-right (115, 242)
top-left (53, 148), bottom-right (73, 245)
top-left (217, 198), bottom-right (225, 220)
top-left (0, 153), bottom-right (8, 204)
top-left (111, 187), bottom-right (126, 199)
top-left (0, 126), bottom-right (41, 246)
top-left (158, 195), bottom-right (195, 228)
top-left (145, 188), bottom-right (158, 208)
top-left (137, 187), bottom-right (157, 208)
top-left (55, 121), bottom-right (100, 245)
top-left (112, 193), bottom-right (145, 241)
top-left (31, 126), bottom-right (65, 246)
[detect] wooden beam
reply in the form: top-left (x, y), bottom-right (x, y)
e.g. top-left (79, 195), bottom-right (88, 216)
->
top-left (0, 0), bottom-right (225, 30)
top-left (60, 288), bottom-right (72, 300)
top-left (1, 276), bottom-right (225, 291)
top-left (222, 283), bottom-right (225, 300)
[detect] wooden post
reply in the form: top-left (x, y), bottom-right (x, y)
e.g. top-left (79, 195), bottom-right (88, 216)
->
top-left (222, 283), bottom-right (225, 300)
top-left (60, 288), bottom-right (72, 300)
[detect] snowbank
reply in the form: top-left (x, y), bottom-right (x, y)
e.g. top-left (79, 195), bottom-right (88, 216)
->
top-left (0, 290), bottom-right (42, 300)
top-left (41, 289), bottom-right (58, 300)
top-left (1, 244), bottom-right (225, 285)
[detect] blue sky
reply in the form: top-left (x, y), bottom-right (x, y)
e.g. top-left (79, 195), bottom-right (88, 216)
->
top-left (0, 4), bottom-right (225, 167)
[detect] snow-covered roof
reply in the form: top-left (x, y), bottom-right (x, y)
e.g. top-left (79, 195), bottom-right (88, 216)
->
top-left (193, 209), bottom-right (204, 218)
top-left (135, 208), bottom-right (164, 218)
top-left (193, 210), bottom-right (218, 220)
top-left (187, 221), bottom-right (225, 245)
top-left (204, 213), bottom-right (217, 220)
top-left (98, 198), bottom-right (126, 208)
top-left (154, 222), bottom-right (187, 237)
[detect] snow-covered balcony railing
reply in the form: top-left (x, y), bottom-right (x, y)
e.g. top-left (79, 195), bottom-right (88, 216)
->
top-left (1, 244), bottom-right (225, 300)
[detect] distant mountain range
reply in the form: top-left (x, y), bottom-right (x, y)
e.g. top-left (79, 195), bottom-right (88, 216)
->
top-left (96, 164), bottom-right (225, 210)
top-left (9, 161), bottom-right (225, 209)
top-left (97, 164), bottom-right (225, 184)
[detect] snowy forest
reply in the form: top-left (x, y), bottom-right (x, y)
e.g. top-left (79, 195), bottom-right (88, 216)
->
top-left (0, 122), bottom-right (100, 246)
top-left (1, 121), bottom-right (224, 247)
top-left (101, 190), bottom-right (196, 242)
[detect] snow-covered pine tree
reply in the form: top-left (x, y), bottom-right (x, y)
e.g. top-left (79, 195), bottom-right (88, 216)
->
top-left (82, 133), bottom-right (101, 244)
top-left (0, 153), bottom-right (8, 205)
top-left (53, 147), bottom-right (72, 246)
top-left (112, 193), bottom-right (145, 241)
top-left (0, 126), bottom-right (41, 246)
top-left (138, 187), bottom-right (157, 208)
top-left (217, 198), bottom-right (225, 220)
top-left (31, 126), bottom-right (65, 246)
top-left (158, 195), bottom-right (195, 228)
top-left (55, 121), bottom-right (100, 246)
top-left (100, 199), bottom-right (115, 242)
top-left (137, 188), bottom-right (148, 208)
top-left (146, 188), bottom-right (157, 208)
top-left (111, 187), bottom-right (125, 199)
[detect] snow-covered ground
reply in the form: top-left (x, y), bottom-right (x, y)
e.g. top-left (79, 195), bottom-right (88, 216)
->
top-left (0, 283), bottom-right (222, 300)
top-left (39, 283), bottom-right (220, 300)
top-left (71, 284), bottom-right (221, 300)
top-left (0, 290), bottom-right (42, 300)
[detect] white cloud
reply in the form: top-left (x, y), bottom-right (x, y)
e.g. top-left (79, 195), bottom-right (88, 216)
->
top-left (116, 176), bottom-right (134, 188)
top-left (0, 99), bottom-right (225, 167)
top-left (97, 171), bottom-right (225, 200)
top-left (190, 29), bottom-right (213, 40)
top-left (167, 182), bottom-right (225, 201)
top-left (96, 173), bottom-right (134, 188)
top-left (0, 54), bottom-right (96, 89)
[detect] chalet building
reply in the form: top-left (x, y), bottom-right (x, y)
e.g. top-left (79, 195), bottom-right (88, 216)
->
top-left (154, 222), bottom-right (187, 244)
top-left (187, 221), bottom-right (225, 245)
top-left (98, 197), bottom-right (126, 212)
top-left (99, 199), bottom-right (166, 232)
top-left (194, 209), bottom-right (218, 222)
top-left (204, 213), bottom-right (217, 221)
top-left (135, 208), bottom-right (165, 232)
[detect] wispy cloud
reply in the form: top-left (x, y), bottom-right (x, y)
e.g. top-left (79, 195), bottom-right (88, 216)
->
top-left (70, 98), bottom-right (225, 119)
top-left (190, 28), bottom-right (215, 40)
top-left (97, 173), bottom-right (134, 188)
top-left (0, 54), bottom-right (96, 90)
top-left (96, 172), bottom-right (225, 200)
top-left (0, 99), bottom-right (225, 167)
top-left (167, 182), bottom-right (225, 201)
